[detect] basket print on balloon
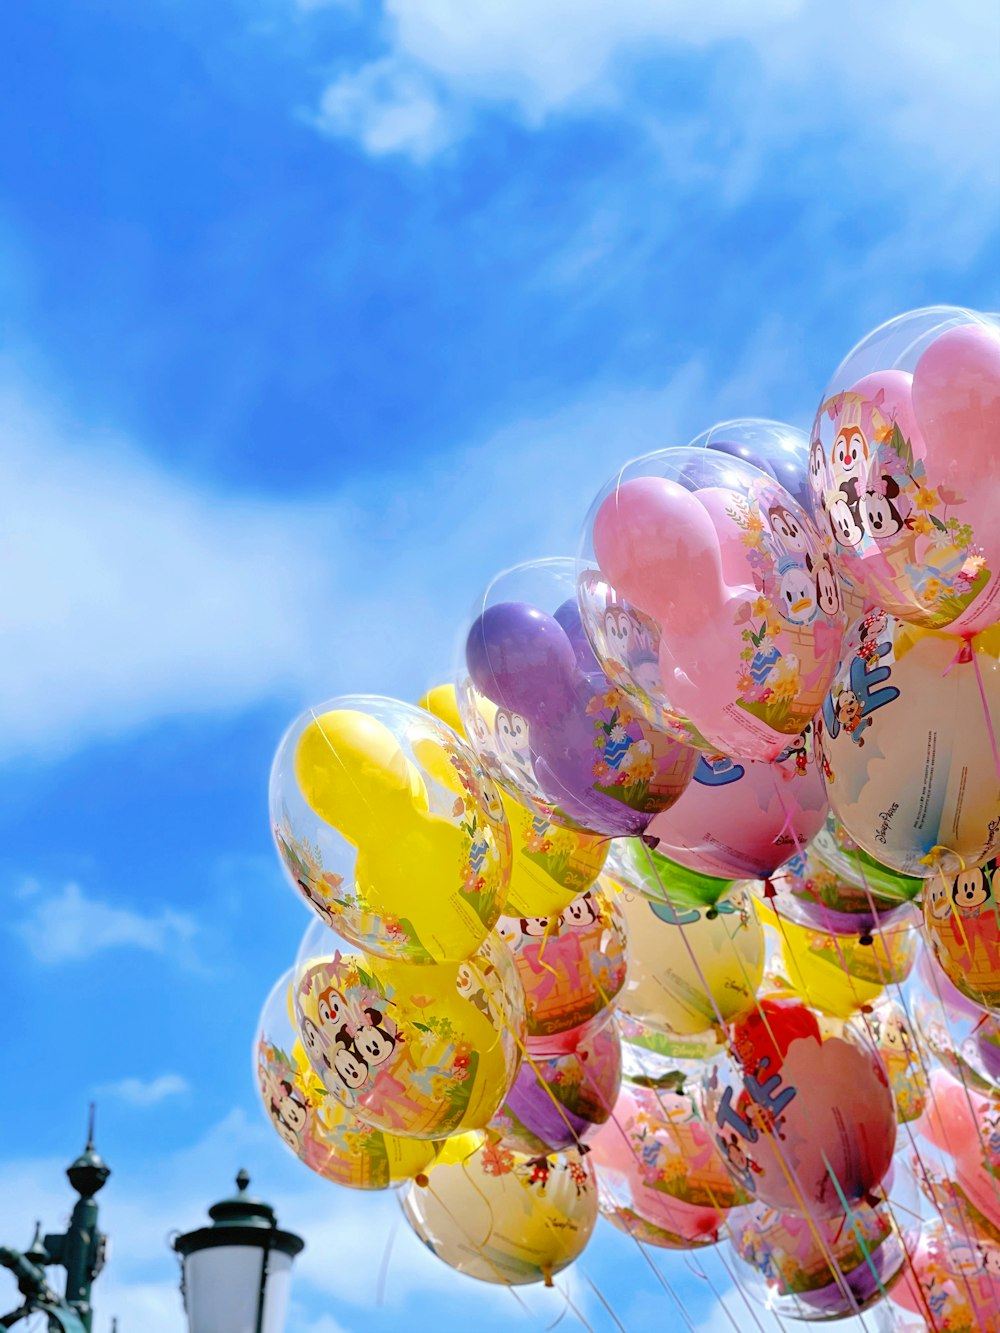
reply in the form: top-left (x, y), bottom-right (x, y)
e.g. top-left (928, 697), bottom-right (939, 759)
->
top-left (811, 387), bottom-right (991, 631)
top-left (725, 482), bottom-right (844, 736)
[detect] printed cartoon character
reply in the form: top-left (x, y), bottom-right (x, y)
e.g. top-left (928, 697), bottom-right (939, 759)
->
top-left (777, 557), bottom-right (817, 625)
top-left (352, 1008), bottom-right (398, 1067)
top-left (524, 1156), bottom-right (552, 1189)
top-left (927, 876), bottom-right (953, 922)
top-left (519, 915), bottom-right (551, 938)
top-left (603, 606), bottom-right (634, 663)
top-left (767, 504), bottom-right (810, 554)
top-left (268, 1080), bottom-right (308, 1151)
top-left (808, 438), bottom-right (827, 499)
top-left (855, 610), bottom-right (888, 669)
top-left (810, 553), bottom-right (842, 618)
top-left (717, 1133), bottom-right (761, 1190)
top-left (318, 987), bottom-right (348, 1029)
top-left (694, 754), bottom-right (745, 786)
top-left (494, 708), bottom-right (533, 777)
top-left (777, 728), bottom-right (810, 775)
top-left (562, 891), bottom-right (600, 928)
top-left (603, 605), bottom-right (659, 689)
top-left (827, 479), bottom-right (865, 548)
top-left (832, 424), bottom-right (870, 487)
top-left (330, 1028), bottom-right (369, 1091)
top-left (834, 687), bottom-right (868, 745)
top-left (862, 472), bottom-right (907, 541)
top-left (980, 1245), bottom-right (1000, 1279)
top-left (297, 876), bottom-right (336, 926)
top-left (478, 774), bottom-right (505, 824)
top-left (301, 1017), bottom-right (326, 1065)
top-left (952, 865), bottom-right (993, 917)
top-left (456, 962), bottom-right (493, 1020)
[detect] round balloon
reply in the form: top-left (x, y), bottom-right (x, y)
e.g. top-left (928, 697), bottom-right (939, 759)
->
top-left (729, 1198), bottom-right (905, 1319)
top-left (489, 1013), bottom-right (621, 1156)
top-left (917, 1069), bottom-right (1000, 1240)
top-left (810, 306), bottom-right (1000, 635)
top-left (255, 969), bottom-right (437, 1188)
top-left (702, 994), bottom-right (896, 1218)
top-left (617, 1011), bottom-right (723, 1087)
top-left (890, 1220), bottom-right (1000, 1331)
top-left (756, 896), bottom-right (919, 1019)
top-left (495, 879), bottom-right (627, 1039)
top-left (645, 732), bottom-right (828, 882)
top-left (400, 1134), bottom-right (598, 1286)
top-left (294, 924), bottom-right (524, 1139)
top-left (818, 612), bottom-right (1000, 877)
top-left (615, 884), bottom-right (764, 1037)
top-left (581, 444), bottom-right (846, 760)
top-left (810, 813), bottom-right (924, 905)
top-left (271, 696), bottom-right (511, 963)
top-left (913, 948), bottom-right (1000, 1096)
top-left (460, 558), bottom-right (696, 836)
top-left (924, 858), bottom-right (1000, 1014)
top-left (420, 683), bottom-right (607, 917)
top-left (590, 1079), bottom-right (747, 1215)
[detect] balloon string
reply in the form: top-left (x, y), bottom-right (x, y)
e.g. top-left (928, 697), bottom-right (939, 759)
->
top-left (580, 1268), bottom-right (629, 1333)
top-left (819, 1156), bottom-right (891, 1315)
top-left (635, 843), bottom-right (869, 1295)
top-left (374, 1217), bottom-right (398, 1307)
top-left (942, 637), bottom-right (974, 676)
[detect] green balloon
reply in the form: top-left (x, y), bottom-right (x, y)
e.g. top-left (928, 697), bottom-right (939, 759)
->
top-left (614, 838), bottom-right (736, 913)
top-left (812, 816), bottom-right (922, 904)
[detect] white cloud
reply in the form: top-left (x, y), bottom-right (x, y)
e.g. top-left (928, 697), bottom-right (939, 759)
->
top-left (305, 0), bottom-right (1000, 238)
top-left (13, 882), bottom-right (198, 965)
top-left (1, 357), bottom-right (733, 764)
top-left (95, 1074), bottom-right (191, 1108)
top-left (316, 57), bottom-right (453, 159)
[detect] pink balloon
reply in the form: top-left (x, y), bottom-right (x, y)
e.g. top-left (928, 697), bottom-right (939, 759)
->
top-left (646, 734), bottom-right (827, 879)
top-left (592, 474), bottom-right (844, 760)
top-left (890, 1220), bottom-right (1000, 1326)
top-left (813, 319), bottom-right (1000, 635)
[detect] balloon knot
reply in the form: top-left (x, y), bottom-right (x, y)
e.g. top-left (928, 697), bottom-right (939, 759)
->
top-left (414, 1173), bottom-right (429, 1188)
top-left (641, 833), bottom-right (660, 849)
top-left (541, 1264), bottom-right (554, 1289)
top-left (959, 641), bottom-right (974, 664)
top-left (859, 1004), bottom-right (873, 1015)
top-left (858, 932), bottom-right (874, 947)
top-left (762, 878), bottom-right (777, 900)
top-left (864, 1190), bottom-right (882, 1209)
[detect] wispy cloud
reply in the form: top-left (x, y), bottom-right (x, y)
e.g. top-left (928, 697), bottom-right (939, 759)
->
top-left (95, 1074), bottom-right (191, 1108)
top-left (14, 882), bottom-right (198, 966)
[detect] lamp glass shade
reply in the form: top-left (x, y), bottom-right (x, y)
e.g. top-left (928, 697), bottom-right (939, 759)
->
top-left (183, 1246), bottom-right (292, 1333)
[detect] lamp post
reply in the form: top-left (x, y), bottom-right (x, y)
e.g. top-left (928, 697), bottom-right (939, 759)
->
top-left (0, 1107), bottom-right (110, 1333)
top-left (172, 1170), bottom-right (304, 1333)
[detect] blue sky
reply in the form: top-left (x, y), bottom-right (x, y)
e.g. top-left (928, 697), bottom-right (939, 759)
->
top-left (1, 1), bottom-right (998, 1329)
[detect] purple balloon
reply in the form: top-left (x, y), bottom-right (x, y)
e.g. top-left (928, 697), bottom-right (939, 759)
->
top-left (467, 598), bottom-right (694, 835)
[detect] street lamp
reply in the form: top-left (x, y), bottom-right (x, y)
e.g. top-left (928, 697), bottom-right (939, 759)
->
top-left (172, 1170), bottom-right (304, 1333)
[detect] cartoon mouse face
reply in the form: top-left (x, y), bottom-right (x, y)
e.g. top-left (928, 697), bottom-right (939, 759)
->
top-left (828, 483), bottom-right (865, 548)
top-left (881, 1013), bottom-right (909, 1052)
top-left (331, 1032), bottom-right (369, 1090)
top-left (835, 689), bottom-right (863, 729)
top-left (353, 1008), bottom-right (397, 1067)
top-left (952, 866), bottom-right (992, 914)
top-left (562, 892), bottom-right (600, 928)
top-left (721, 1134), bottom-right (750, 1173)
top-left (519, 915), bottom-right (551, 938)
top-left (832, 425), bottom-right (869, 481)
top-left (927, 877), bottom-right (952, 921)
top-left (813, 555), bottom-right (842, 617)
top-left (981, 1246), bottom-right (1000, 1279)
top-left (778, 563), bottom-right (817, 625)
top-left (768, 505), bottom-right (809, 553)
top-left (275, 1085), bottom-right (308, 1134)
top-left (318, 987), bottom-right (347, 1029)
top-left (863, 475), bottom-right (905, 540)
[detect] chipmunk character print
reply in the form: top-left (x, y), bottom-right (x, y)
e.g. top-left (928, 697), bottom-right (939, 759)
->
top-left (952, 864), bottom-right (994, 918)
top-left (808, 437), bottom-right (826, 501)
top-left (318, 986), bottom-right (348, 1029)
top-left (767, 504), bottom-right (811, 554)
top-left (494, 708), bottom-right (533, 779)
top-left (832, 423), bottom-right (870, 489)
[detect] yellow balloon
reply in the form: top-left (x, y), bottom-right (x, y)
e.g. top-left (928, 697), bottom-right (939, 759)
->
top-left (615, 885), bottom-right (764, 1036)
top-left (756, 896), bottom-right (918, 1018)
top-left (401, 1134), bottom-right (598, 1285)
top-left (255, 971), bottom-right (437, 1188)
top-left (295, 933), bottom-right (524, 1140)
top-left (420, 684), bottom-right (607, 917)
top-left (272, 697), bottom-right (511, 963)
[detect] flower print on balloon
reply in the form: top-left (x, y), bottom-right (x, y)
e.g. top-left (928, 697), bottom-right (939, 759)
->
top-left (580, 427), bottom-right (846, 762)
top-left (459, 558), bottom-right (696, 837)
top-left (809, 307), bottom-right (1000, 636)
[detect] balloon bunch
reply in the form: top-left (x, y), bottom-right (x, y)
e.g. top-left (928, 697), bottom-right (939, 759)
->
top-left (255, 306), bottom-right (1000, 1327)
